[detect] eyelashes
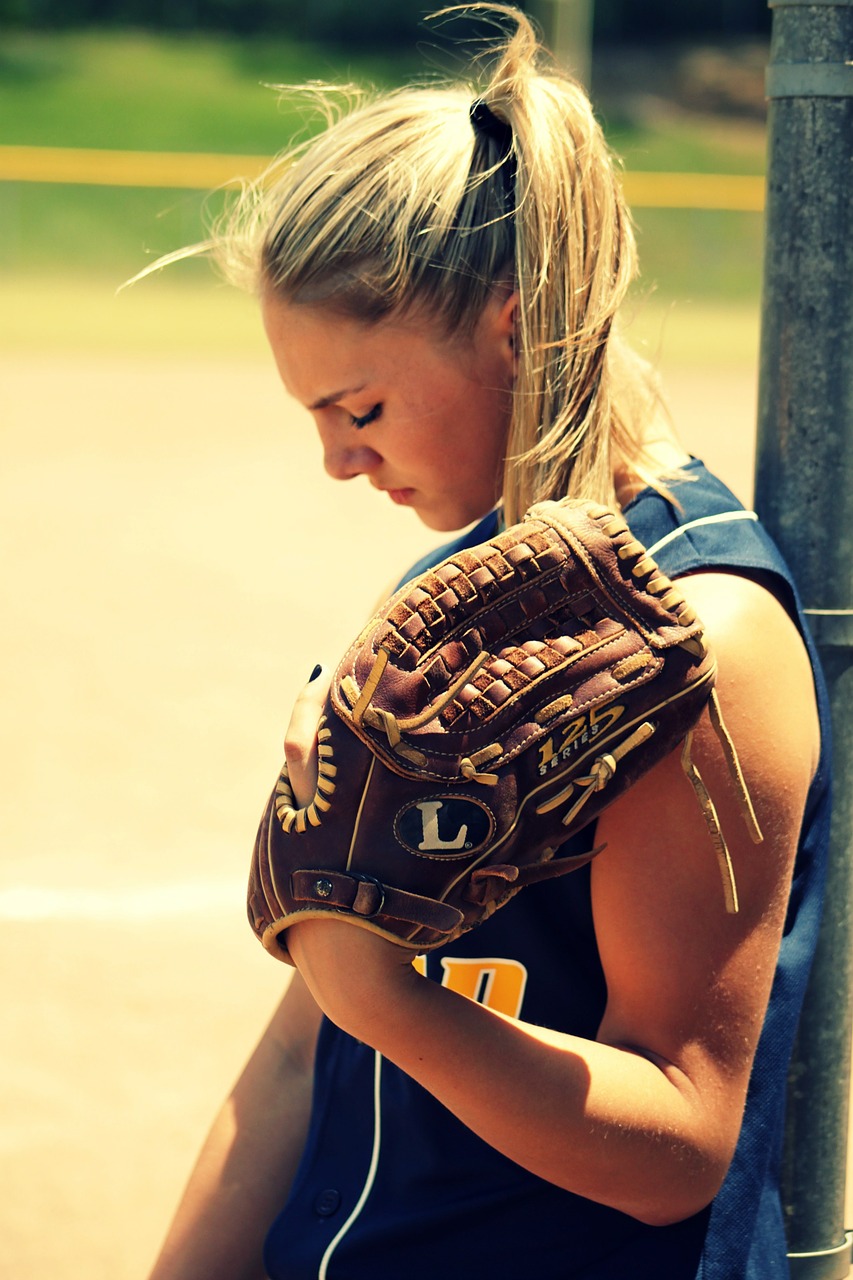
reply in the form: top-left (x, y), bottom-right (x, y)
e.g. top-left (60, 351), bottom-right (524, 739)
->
top-left (350, 403), bottom-right (383, 430)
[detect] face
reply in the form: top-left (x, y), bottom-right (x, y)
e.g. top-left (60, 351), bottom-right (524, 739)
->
top-left (262, 293), bottom-right (516, 532)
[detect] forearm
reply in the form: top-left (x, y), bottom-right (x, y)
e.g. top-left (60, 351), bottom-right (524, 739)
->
top-left (147, 1095), bottom-right (306, 1280)
top-left (290, 928), bottom-right (735, 1227)
top-left (148, 978), bottom-right (320, 1280)
top-left (356, 974), bottom-right (728, 1223)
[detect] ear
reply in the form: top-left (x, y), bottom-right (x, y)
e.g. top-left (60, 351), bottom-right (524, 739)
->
top-left (494, 289), bottom-right (519, 377)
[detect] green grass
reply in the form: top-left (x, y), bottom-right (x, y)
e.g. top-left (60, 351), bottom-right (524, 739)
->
top-left (632, 207), bottom-right (764, 303)
top-left (0, 29), bottom-right (767, 308)
top-left (602, 105), bottom-right (766, 178)
top-left (0, 29), bottom-right (422, 152)
top-left (0, 29), bottom-right (417, 281)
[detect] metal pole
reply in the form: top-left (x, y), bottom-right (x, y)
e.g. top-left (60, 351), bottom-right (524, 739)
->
top-left (754, 2), bottom-right (853, 1277)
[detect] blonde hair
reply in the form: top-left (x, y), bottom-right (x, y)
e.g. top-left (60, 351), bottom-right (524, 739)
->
top-left (212, 4), bottom-right (663, 523)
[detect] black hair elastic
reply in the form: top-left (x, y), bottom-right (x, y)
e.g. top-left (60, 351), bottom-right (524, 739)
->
top-left (469, 98), bottom-right (514, 157)
top-left (469, 98), bottom-right (516, 215)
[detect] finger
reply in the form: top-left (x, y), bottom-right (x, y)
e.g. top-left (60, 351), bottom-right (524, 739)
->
top-left (284, 663), bottom-right (333, 808)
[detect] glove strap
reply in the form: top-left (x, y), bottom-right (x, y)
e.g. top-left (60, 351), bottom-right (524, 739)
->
top-left (290, 869), bottom-right (464, 938)
top-left (464, 846), bottom-right (603, 904)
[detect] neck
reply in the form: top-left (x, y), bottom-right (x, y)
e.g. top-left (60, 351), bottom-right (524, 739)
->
top-left (613, 409), bottom-right (691, 508)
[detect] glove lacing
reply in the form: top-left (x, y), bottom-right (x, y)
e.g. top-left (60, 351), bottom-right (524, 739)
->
top-left (298, 508), bottom-right (764, 915)
top-left (274, 719), bottom-right (337, 834)
top-left (345, 643), bottom-right (762, 914)
top-left (345, 648), bottom-right (501, 782)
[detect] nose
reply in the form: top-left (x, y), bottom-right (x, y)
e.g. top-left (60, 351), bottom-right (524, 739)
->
top-left (316, 419), bottom-right (382, 482)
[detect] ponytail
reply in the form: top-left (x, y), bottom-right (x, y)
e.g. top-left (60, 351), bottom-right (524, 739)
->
top-left (468, 8), bottom-right (654, 519)
top-left (211, 4), bottom-right (665, 522)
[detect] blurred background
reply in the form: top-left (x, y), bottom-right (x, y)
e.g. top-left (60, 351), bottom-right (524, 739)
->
top-left (1, 0), bottom-right (769, 350)
top-left (1, 3), bottom-right (772, 1277)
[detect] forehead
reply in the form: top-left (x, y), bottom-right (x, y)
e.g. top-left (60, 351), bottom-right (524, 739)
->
top-left (261, 295), bottom-right (457, 404)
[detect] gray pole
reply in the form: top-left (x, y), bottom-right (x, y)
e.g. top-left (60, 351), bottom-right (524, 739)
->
top-left (754, 2), bottom-right (853, 1277)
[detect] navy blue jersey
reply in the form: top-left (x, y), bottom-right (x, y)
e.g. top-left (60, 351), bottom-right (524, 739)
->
top-left (264, 461), bottom-right (831, 1280)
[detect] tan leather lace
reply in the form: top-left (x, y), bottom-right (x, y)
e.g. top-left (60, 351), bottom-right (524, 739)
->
top-left (277, 506), bottom-right (763, 916)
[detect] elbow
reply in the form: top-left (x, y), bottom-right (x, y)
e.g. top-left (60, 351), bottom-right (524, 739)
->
top-left (633, 1195), bottom-right (716, 1229)
top-left (590, 1046), bottom-right (741, 1227)
top-left (545, 1132), bottom-right (732, 1225)
top-left (594, 1120), bottom-right (735, 1227)
top-left (624, 1160), bottom-right (729, 1228)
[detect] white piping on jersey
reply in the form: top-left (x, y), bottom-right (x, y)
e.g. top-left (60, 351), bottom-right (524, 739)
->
top-left (318, 1049), bottom-right (383, 1280)
top-left (645, 509), bottom-right (758, 559)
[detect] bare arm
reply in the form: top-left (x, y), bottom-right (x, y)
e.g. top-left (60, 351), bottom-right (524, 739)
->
top-left (286, 572), bottom-right (819, 1225)
top-left (147, 972), bottom-right (322, 1280)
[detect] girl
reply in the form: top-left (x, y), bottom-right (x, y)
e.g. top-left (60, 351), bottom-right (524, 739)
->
top-left (148, 8), bottom-right (829, 1278)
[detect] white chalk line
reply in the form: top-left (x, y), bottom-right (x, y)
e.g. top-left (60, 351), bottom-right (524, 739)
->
top-left (0, 881), bottom-right (246, 922)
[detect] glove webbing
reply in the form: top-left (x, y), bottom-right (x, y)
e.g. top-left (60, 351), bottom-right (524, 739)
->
top-left (379, 512), bottom-right (707, 711)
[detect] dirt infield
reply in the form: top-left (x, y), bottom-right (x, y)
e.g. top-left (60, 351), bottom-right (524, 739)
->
top-left (4, 346), bottom-right (832, 1280)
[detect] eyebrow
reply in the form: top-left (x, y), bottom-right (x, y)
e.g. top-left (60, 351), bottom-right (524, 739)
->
top-left (309, 384), bottom-right (366, 411)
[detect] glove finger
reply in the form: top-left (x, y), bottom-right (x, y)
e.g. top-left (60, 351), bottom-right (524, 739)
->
top-left (284, 663), bottom-right (332, 809)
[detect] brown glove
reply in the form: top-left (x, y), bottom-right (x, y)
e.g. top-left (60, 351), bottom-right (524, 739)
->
top-left (248, 498), bottom-right (754, 964)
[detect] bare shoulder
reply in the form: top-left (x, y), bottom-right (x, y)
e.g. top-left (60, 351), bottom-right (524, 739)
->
top-left (595, 567), bottom-right (820, 931)
top-left (590, 568), bottom-right (820, 1127)
top-left (677, 569), bottom-right (820, 805)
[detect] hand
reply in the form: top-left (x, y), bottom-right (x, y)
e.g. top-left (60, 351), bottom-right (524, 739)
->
top-left (282, 664), bottom-right (422, 1036)
top-left (283, 663), bottom-right (331, 808)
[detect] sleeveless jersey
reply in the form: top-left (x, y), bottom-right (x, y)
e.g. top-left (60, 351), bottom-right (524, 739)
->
top-left (263, 460), bottom-right (832, 1280)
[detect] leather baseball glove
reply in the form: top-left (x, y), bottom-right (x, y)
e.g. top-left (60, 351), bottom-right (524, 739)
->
top-left (248, 498), bottom-right (760, 963)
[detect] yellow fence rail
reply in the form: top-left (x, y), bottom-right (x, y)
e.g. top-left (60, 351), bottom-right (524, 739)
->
top-left (0, 144), bottom-right (766, 211)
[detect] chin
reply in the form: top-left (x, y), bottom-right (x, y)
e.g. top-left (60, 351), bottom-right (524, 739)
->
top-left (418, 513), bottom-right (469, 533)
top-left (417, 504), bottom-right (494, 535)
top-left (418, 514), bottom-right (457, 533)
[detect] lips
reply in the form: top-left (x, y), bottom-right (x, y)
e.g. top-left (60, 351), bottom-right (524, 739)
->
top-left (386, 488), bottom-right (416, 505)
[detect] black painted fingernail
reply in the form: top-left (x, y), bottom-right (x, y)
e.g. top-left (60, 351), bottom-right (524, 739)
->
top-left (308, 663), bottom-right (323, 682)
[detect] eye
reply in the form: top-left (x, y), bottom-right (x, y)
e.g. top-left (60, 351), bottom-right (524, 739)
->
top-left (349, 403), bottom-right (382, 430)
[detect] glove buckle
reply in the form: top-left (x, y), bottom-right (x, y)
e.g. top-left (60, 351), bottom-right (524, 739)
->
top-left (349, 873), bottom-right (386, 919)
